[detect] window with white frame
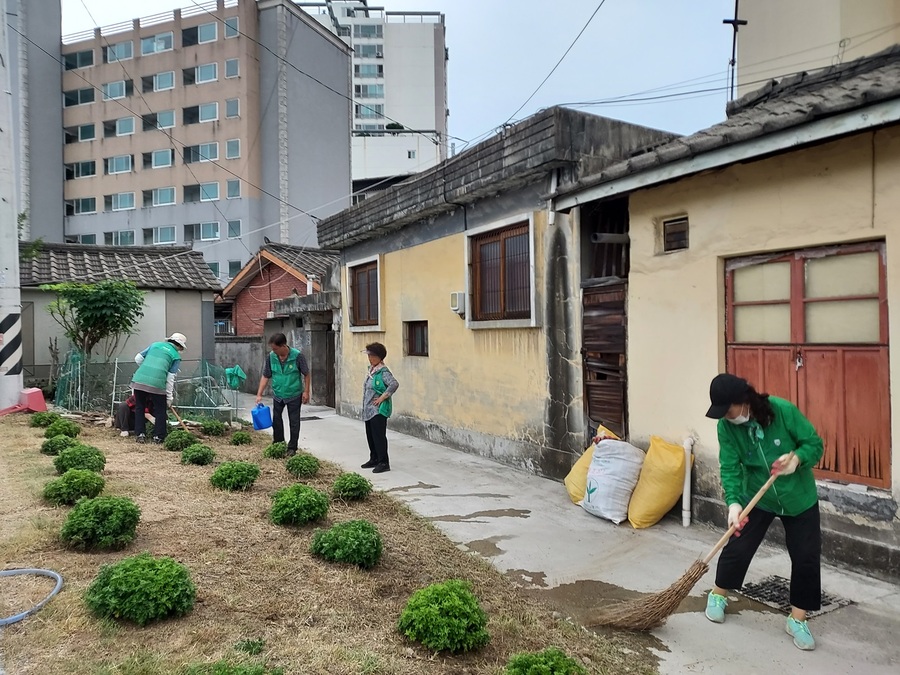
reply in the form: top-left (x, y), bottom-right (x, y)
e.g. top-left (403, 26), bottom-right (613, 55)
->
top-left (146, 186), bottom-right (176, 206)
top-left (152, 149), bottom-right (174, 168)
top-left (154, 71), bottom-right (174, 91)
top-left (200, 221), bottom-right (219, 241)
top-left (186, 63), bottom-right (217, 85)
top-left (224, 16), bottom-right (239, 38)
top-left (225, 58), bottom-right (239, 78)
top-left (199, 102), bottom-right (218, 122)
top-left (184, 142), bottom-right (218, 163)
top-left (104, 40), bottom-right (132, 63)
top-left (65, 160), bottom-right (96, 180)
top-left (78, 124), bottom-right (95, 141)
top-left (102, 80), bottom-right (129, 100)
top-left (141, 32), bottom-right (173, 55)
top-left (355, 103), bottom-right (384, 118)
top-left (63, 87), bottom-right (94, 107)
top-left (200, 182), bottom-right (219, 201)
top-left (225, 98), bottom-right (239, 118)
top-left (354, 84), bottom-right (384, 99)
top-left (353, 24), bottom-right (383, 39)
top-left (66, 233), bottom-right (97, 244)
top-left (228, 260), bottom-right (242, 278)
top-left (227, 220), bottom-right (241, 238)
top-left (106, 192), bottom-right (135, 212)
top-left (149, 226), bottom-right (176, 245)
top-left (225, 139), bottom-right (240, 159)
top-left (65, 197), bottom-right (97, 215)
top-left (182, 22), bottom-right (216, 46)
top-left (349, 258), bottom-right (379, 327)
top-left (226, 179), bottom-right (240, 199)
top-left (468, 217), bottom-right (533, 323)
top-left (116, 117), bottom-right (134, 136)
top-left (104, 155), bottom-right (132, 175)
top-left (208, 261), bottom-right (220, 277)
top-left (104, 230), bottom-right (135, 246)
top-left (143, 110), bottom-right (175, 131)
top-left (64, 49), bottom-right (93, 70)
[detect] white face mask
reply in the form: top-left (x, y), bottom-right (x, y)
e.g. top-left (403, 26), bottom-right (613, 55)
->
top-left (727, 404), bottom-right (750, 425)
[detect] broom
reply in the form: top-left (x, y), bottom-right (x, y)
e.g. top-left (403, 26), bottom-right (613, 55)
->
top-left (588, 452), bottom-right (794, 632)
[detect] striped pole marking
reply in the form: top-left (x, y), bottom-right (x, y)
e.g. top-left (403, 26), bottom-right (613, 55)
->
top-left (0, 313), bottom-right (23, 376)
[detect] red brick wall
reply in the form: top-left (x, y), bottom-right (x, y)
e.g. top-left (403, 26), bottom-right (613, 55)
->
top-left (233, 264), bottom-right (307, 336)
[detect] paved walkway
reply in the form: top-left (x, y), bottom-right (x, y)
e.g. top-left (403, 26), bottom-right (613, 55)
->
top-left (242, 395), bottom-right (900, 674)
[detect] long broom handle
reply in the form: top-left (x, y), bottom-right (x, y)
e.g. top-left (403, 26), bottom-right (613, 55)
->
top-left (700, 451), bottom-right (796, 565)
top-left (169, 405), bottom-right (190, 431)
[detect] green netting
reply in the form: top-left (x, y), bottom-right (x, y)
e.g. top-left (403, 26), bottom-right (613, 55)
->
top-left (55, 351), bottom-right (121, 412)
top-left (172, 360), bottom-right (235, 422)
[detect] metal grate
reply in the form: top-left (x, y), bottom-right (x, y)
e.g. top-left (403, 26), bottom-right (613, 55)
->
top-left (663, 216), bottom-right (689, 252)
top-left (740, 575), bottom-right (853, 618)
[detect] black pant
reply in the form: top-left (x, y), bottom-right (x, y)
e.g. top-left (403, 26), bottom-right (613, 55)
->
top-left (715, 502), bottom-right (822, 611)
top-left (134, 390), bottom-right (168, 440)
top-left (365, 414), bottom-right (389, 466)
top-left (273, 397), bottom-right (302, 451)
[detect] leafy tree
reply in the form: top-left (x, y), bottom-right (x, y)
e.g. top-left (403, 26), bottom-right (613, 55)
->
top-left (40, 281), bottom-right (145, 361)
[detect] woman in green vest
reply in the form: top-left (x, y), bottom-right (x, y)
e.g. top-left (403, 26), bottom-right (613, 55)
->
top-left (360, 342), bottom-right (398, 473)
top-left (131, 332), bottom-right (186, 443)
top-left (256, 333), bottom-right (310, 456)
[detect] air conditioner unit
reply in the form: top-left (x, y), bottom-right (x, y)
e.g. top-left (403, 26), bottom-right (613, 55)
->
top-left (265, 311), bottom-right (275, 319)
top-left (449, 292), bottom-right (465, 317)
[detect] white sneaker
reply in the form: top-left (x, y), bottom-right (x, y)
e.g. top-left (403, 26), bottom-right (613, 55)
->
top-left (120, 431), bottom-right (129, 437)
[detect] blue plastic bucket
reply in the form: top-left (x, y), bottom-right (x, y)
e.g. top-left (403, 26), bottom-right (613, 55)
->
top-left (252, 404), bottom-right (273, 430)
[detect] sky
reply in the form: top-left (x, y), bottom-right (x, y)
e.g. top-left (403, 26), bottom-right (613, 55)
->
top-left (61, 0), bottom-right (738, 145)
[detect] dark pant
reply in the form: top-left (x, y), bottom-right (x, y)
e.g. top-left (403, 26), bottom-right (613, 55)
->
top-left (134, 390), bottom-right (168, 440)
top-left (273, 397), bottom-right (302, 451)
top-left (365, 414), bottom-right (389, 466)
top-left (715, 502), bottom-right (822, 611)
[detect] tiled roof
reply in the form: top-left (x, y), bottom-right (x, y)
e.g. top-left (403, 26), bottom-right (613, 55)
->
top-left (558, 45), bottom-right (900, 197)
top-left (263, 243), bottom-right (340, 279)
top-left (19, 242), bottom-right (222, 291)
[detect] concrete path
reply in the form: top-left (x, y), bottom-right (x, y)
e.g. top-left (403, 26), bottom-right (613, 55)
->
top-left (242, 395), bottom-right (900, 674)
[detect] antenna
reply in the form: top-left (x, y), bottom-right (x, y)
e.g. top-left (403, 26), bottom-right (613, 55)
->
top-left (723, 0), bottom-right (748, 100)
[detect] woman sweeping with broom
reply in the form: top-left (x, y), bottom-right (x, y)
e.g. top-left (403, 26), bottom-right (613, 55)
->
top-left (704, 373), bottom-right (824, 651)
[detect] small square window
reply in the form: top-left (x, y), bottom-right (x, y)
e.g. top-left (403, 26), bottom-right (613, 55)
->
top-left (152, 149), bottom-right (173, 168)
top-left (199, 102), bottom-right (218, 122)
top-left (156, 110), bottom-right (175, 129)
top-left (225, 58), bottom-right (239, 78)
top-left (155, 226), bottom-right (176, 244)
top-left (227, 220), bottom-right (242, 238)
top-left (78, 124), bottom-right (95, 141)
top-left (200, 221), bottom-right (219, 241)
top-left (662, 216), bottom-right (689, 253)
top-left (198, 22), bottom-right (217, 43)
top-left (154, 71), bottom-right (174, 91)
top-left (208, 261), bottom-right (220, 277)
top-left (228, 260), bottom-right (242, 278)
top-left (226, 179), bottom-right (240, 199)
top-left (116, 117), bottom-right (134, 136)
top-left (225, 138), bottom-right (240, 159)
top-left (224, 17), bottom-right (239, 38)
top-left (196, 63), bottom-right (217, 83)
top-left (152, 187), bottom-right (176, 206)
top-left (103, 80), bottom-right (126, 100)
top-left (408, 150), bottom-right (416, 159)
top-left (200, 182), bottom-right (219, 202)
top-left (225, 98), bottom-right (239, 118)
top-left (405, 321), bottom-right (429, 356)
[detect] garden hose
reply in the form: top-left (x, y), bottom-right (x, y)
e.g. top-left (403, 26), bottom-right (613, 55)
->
top-left (0, 569), bottom-right (64, 626)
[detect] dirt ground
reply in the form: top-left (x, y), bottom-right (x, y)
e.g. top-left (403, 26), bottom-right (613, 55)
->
top-left (0, 414), bottom-right (657, 674)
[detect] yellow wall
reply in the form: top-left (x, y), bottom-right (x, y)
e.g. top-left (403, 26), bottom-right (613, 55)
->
top-left (626, 129), bottom-right (900, 497)
top-left (340, 211), bottom-right (549, 443)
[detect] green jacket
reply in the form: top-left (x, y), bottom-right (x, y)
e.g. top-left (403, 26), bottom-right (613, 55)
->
top-left (269, 348), bottom-right (303, 401)
top-left (372, 369), bottom-right (392, 418)
top-left (132, 341), bottom-right (181, 391)
top-left (717, 396), bottom-right (823, 516)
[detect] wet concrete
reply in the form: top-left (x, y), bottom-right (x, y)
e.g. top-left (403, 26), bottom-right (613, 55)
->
top-left (464, 535), bottom-right (509, 558)
top-left (428, 508), bottom-right (530, 523)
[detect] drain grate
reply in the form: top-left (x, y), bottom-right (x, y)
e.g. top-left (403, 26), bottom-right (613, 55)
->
top-left (740, 575), bottom-right (853, 618)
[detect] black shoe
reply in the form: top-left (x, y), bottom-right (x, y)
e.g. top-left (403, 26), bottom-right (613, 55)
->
top-left (360, 460), bottom-right (378, 469)
top-left (136, 434), bottom-right (146, 444)
top-left (372, 463), bottom-right (390, 473)
top-left (151, 436), bottom-right (163, 445)
top-left (286, 448), bottom-right (297, 457)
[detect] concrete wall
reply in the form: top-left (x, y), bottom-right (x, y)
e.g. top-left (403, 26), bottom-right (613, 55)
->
top-left (214, 335), bottom-right (265, 394)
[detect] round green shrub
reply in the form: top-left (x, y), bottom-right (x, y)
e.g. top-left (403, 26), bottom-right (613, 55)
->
top-left (43, 469), bottom-right (105, 506)
top-left (285, 453), bottom-right (320, 478)
top-left (30, 411), bottom-right (60, 428)
top-left (84, 552), bottom-right (195, 626)
top-left (181, 443), bottom-right (216, 466)
top-left (210, 461), bottom-right (260, 491)
top-left (44, 418), bottom-right (81, 439)
top-left (201, 418), bottom-right (227, 436)
top-left (231, 431), bottom-right (253, 446)
top-left (332, 472), bottom-right (373, 501)
top-left (60, 495), bottom-right (141, 550)
top-left (41, 434), bottom-right (79, 456)
top-left (163, 429), bottom-right (197, 452)
top-left (504, 647), bottom-right (587, 675)
top-left (397, 580), bottom-right (490, 653)
top-left (263, 441), bottom-right (287, 459)
top-left (183, 662), bottom-right (283, 675)
top-left (270, 484), bottom-right (329, 526)
top-left (310, 519), bottom-right (382, 568)
top-left (53, 445), bottom-right (106, 474)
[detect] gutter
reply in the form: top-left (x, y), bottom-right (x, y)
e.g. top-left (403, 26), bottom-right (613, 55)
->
top-left (553, 98), bottom-right (900, 211)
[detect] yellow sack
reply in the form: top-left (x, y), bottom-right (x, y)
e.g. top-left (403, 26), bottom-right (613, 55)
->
top-left (564, 424), bottom-right (619, 504)
top-left (627, 435), bottom-right (692, 529)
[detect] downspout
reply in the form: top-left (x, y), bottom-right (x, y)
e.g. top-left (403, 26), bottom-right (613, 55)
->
top-left (17, 0), bottom-right (30, 239)
top-left (548, 168), bottom-right (558, 226)
top-left (682, 436), bottom-right (695, 527)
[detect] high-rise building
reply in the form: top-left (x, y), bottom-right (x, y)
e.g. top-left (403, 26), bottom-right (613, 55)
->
top-left (59, 0), bottom-right (352, 281)
top-left (300, 0), bottom-right (448, 196)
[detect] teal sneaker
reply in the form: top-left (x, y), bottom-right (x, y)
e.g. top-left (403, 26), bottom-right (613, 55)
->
top-left (786, 616), bottom-right (816, 651)
top-left (705, 592), bottom-right (727, 623)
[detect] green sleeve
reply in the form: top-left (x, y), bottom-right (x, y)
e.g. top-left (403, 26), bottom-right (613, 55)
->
top-left (717, 422), bottom-right (744, 506)
top-left (786, 402), bottom-right (824, 468)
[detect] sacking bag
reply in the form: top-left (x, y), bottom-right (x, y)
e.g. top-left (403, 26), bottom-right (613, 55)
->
top-left (563, 424), bottom-right (620, 504)
top-left (579, 439), bottom-right (645, 524)
top-left (627, 435), bottom-right (692, 529)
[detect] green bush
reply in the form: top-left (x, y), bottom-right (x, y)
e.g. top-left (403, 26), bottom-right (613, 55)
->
top-left (270, 484), bottom-right (329, 526)
top-left (183, 662), bottom-right (283, 675)
top-left (231, 431), bottom-right (253, 446)
top-left (60, 495), bottom-right (140, 550)
top-left (44, 418), bottom-right (81, 439)
top-left (43, 469), bottom-right (105, 506)
top-left (504, 647), bottom-right (588, 675)
top-left (210, 462), bottom-right (260, 492)
top-left (263, 441), bottom-right (287, 459)
top-left (201, 418), bottom-right (227, 437)
top-left (310, 520), bottom-right (382, 569)
top-left (234, 638), bottom-right (265, 656)
top-left (84, 552), bottom-right (195, 626)
top-left (285, 453), bottom-right (320, 479)
top-left (40, 434), bottom-right (79, 456)
top-left (332, 472), bottom-right (373, 501)
top-left (181, 443), bottom-right (216, 466)
top-left (397, 580), bottom-right (490, 653)
top-left (54, 445), bottom-right (106, 474)
top-left (30, 411), bottom-right (60, 428)
top-left (163, 429), bottom-right (197, 452)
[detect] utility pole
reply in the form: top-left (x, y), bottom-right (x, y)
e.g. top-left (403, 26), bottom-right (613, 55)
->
top-left (723, 0), bottom-right (748, 101)
top-left (0, 0), bottom-right (25, 407)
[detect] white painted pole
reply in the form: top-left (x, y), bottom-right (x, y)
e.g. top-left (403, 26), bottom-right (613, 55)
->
top-left (0, 0), bottom-right (25, 409)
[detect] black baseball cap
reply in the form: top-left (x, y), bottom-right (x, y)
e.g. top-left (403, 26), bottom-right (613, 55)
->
top-left (706, 373), bottom-right (750, 419)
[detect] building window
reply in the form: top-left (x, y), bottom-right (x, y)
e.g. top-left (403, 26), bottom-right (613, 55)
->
top-left (661, 216), bottom-right (689, 253)
top-left (228, 260), bottom-right (242, 278)
top-left (66, 233), bottom-right (97, 244)
top-left (225, 58), bottom-right (239, 78)
top-left (144, 226), bottom-right (176, 245)
top-left (102, 80), bottom-right (132, 101)
top-left (405, 321), bottom-right (429, 356)
top-left (185, 63), bottom-right (217, 85)
top-left (225, 98), bottom-right (239, 118)
top-left (225, 139), bottom-right (240, 159)
top-left (64, 160), bottom-right (96, 180)
top-left (354, 103), bottom-right (384, 119)
top-left (65, 124), bottom-right (96, 143)
top-left (183, 102), bottom-right (218, 124)
top-left (118, 117), bottom-right (134, 136)
top-left (407, 150), bottom-right (416, 159)
top-left (356, 44), bottom-right (383, 58)
top-left (200, 221), bottom-right (220, 241)
top-left (353, 24), bottom-right (384, 39)
top-left (106, 192), bottom-right (135, 212)
top-left (354, 84), bottom-right (384, 99)
top-left (143, 110), bottom-right (175, 131)
top-left (182, 22), bottom-right (217, 47)
top-left (104, 40), bottom-right (133, 63)
top-left (224, 17), bottom-right (239, 38)
top-left (185, 183), bottom-right (219, 202)
top-left (184, 142), bottom-right (218, 164)
top-left (226, 179), bottom-right (240, 199)
top-left (144, 186), bottom-right (176, 207)
top-left (65, 197), bottom-right (97, 215)
top-left (350, 260), bottom-right (379, 326)
top-left (104, 155), bottom-right (133, 175)
top-left (208, 261), bottom-right (220, 277)
top-left (63, 49), bottom-right (93, 70)
top-left (63, 87), bottom-right (94, 107)
top-left (153, 71), bottom-right (175, 92)
top-left (144, 149), bottom-right (174, 169)
top-left (104, 230), bottom-right (135, 246)
top-left (470, 221), bottom-right (531, 322)
top-left (354, 64), bottom-right (383, 78)
top-left (227, 220), bottom-right (241, 238)
top-left (141, 32), bottom-right (173, 55)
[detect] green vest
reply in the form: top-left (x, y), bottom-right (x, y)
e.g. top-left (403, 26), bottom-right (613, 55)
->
top-left (269, 348), bottom-right (304, 400)
top-left (372, 369), bottom-right (392, 418)
top-left (132, 341), bottom-right (181, 390)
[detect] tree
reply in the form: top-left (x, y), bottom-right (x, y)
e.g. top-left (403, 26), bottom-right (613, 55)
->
top-left (41, 281), bottom-right (145, 361)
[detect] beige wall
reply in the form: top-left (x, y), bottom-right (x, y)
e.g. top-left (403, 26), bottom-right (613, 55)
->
top-left (625, 128), bottom-right (900, 498)
top-left (738, 0), bottom-right (900, 96)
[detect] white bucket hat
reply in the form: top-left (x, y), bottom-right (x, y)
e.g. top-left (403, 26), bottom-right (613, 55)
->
top-left (167, 332), bottom-right (187, 349)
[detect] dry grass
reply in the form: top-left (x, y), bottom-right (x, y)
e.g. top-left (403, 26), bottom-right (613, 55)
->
top-left (0, 414), bottom-right (656, 675)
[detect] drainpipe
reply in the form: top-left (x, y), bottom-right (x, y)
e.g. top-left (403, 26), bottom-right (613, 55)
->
top-left (548, 169), bottom-right (558, 226)
top-left (682, 436), bottom-right (695, 527)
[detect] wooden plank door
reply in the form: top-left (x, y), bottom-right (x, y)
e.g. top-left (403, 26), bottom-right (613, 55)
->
top-left (582, 283), bottom-right (627, 438)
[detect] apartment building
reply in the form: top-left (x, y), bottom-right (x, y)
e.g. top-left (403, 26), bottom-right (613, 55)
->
top-left (60, 0), bottom-right (351, 281)
top-left (301, 0), bottom-right (448, 194)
